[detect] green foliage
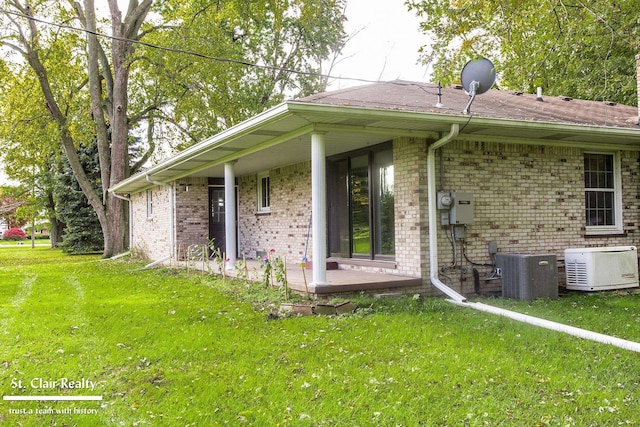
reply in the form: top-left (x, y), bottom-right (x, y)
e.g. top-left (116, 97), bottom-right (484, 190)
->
top-left (406, 0), bottom-right (640, 104)
top-left (140, 0), bottom-right (348, 148)
top-left (0, 186), bottom-right (25, 228)
top-left (53, 143), bottom-right (103, 254)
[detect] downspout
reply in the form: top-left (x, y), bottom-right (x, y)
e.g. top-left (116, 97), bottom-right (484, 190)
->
top-left (453, 300), bottom-right (640, 352)
top-left (146, 175), bottom-right (175, 263)
top-left (427, 127), bottom-right (640, 352)
top-left (110, 191), bottom-right (132, 252)
top-left (427, 123), bottom-right (466, 302)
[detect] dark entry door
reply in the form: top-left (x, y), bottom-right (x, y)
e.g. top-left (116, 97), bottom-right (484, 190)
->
top-left (208, 187), bottom-right (226, 253)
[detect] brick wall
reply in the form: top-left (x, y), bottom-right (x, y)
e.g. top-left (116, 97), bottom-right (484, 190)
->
top-left (433, 140), bottom-right (640, 295)
top-left (238, 162), bottom-right (312, 262)
top-left (174, 177), bottom-right (209, 257)
top-left (130, 186), bottom-right (172, 259)
top-left (393, 137), bottom-right (429, 279)
top-left (130, 136), bottom-right (640, 297)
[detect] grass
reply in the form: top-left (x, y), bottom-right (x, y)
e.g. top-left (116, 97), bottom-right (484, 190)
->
top-left (0, 238), bottom-right (50, 247)
top-left (0, 246), bottom-right (639, 426)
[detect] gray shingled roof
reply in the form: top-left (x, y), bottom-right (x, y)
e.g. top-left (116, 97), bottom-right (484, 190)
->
top-left (299, 80), bottom-right (639, 130)
top-left (111, 80), bottom-right (640, 195)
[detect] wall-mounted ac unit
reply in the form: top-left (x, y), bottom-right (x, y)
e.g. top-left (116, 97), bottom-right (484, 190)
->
top-left (564, 246), bottom-right (639, 291)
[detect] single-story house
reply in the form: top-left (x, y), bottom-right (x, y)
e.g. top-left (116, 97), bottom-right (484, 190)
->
top-left (110, 72), bottom-right (640, 299)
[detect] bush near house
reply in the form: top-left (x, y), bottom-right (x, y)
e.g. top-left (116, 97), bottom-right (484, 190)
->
top-left (2, 227), bottom-right (26, 241)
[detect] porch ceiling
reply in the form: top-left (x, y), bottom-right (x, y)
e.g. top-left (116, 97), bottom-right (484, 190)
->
top-left (110, 81), bottom-right (640, 195)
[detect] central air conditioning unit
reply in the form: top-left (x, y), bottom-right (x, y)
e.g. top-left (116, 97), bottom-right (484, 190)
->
top-left (495, 253), bottom-right (558, 301)
top-left (564, 246), bottom-right (639, 291)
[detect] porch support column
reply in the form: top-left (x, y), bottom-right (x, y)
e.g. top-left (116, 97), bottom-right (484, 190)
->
top-left (311, 132), bottom-right (327, 286)
top-left (224, 161), bottom-right (237, 270)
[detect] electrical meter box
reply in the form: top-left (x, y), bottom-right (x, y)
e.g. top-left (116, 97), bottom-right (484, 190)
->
top-left (450, 192), bottom-right (474, 224)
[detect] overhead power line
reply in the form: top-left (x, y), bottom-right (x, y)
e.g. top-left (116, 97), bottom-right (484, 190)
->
top-left (0, 7), bottom-right (412, 89)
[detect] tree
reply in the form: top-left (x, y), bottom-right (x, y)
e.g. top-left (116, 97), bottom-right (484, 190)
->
top-left (141, 0), bottom-right (348, 148)
top-left (0, 65), bottom-right (67, 247)
top-left (54, 141), bottom-right (103, 254)
top-left (0, 187), bottom-right (24, 228)
top-left (0, 0), bottom-right (152, 257)
top-left (406, 0), bottom-right (640, 105)
top-left (1, 0), bottom-right (347, 258)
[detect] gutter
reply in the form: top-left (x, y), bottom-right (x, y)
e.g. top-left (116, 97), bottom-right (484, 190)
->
top-left (146, 175), bottom-right (176, 263)
top-left (425, 123), bottom-right (640, 353)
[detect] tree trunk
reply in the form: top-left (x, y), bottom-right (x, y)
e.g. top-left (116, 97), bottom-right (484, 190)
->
top-left (49, 216), bottom-right (65, 248)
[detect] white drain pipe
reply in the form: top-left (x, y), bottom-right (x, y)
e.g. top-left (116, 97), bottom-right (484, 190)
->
top-left (451, 300), bottom-right (640, 353)
top-left (426, 123), bottom-right (640, 353)
top-left (427, 123), bottom-right (465, 302)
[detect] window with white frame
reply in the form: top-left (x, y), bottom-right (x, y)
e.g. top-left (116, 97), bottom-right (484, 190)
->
top-left (584, 152), bottom-right (622, 233)
top-left (146, 189), bottom-right (153, 218)
top-left (257, 172), bottom-right (270, 213)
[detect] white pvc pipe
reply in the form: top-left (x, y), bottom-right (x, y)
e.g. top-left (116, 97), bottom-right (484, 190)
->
top-left (450, 300), bottom-right (640, 353)
top-left (424, 124), bottom-right (640, 352)
top-left (142, 255), bottom-right (170, 270)
top-left (427, 123), bottom-right (466, 302)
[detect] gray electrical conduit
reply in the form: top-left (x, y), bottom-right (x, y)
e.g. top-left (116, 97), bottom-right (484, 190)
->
top-left (427, 124), bottom-right (640, 353)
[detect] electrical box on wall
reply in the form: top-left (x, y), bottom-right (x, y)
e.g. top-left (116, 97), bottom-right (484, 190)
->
top-left (450, 192), bottom-right (474, 224)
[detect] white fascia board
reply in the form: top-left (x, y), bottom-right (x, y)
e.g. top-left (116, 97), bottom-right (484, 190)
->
top-left (110, 102), bottom-right (294, 194)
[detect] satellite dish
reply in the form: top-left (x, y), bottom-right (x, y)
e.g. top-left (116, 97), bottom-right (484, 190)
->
top-left (460, 58), bottom-right (496, 114)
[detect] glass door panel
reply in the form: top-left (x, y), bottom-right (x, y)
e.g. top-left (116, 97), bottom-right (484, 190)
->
top-left (350, 154), bottom-right (370, 255)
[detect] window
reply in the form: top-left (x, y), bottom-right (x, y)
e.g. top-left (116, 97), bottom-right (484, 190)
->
top-left (328, 143), bottom-right (395, 260)
top-left (146, 189), bottom-right (153, 218)
top-left (584, 152), bottom-right (622, 233)
top-left (257, 172), bottom-right (270, 213)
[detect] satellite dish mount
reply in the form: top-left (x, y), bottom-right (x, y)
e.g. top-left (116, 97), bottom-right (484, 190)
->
top-left (460, 58), bottom-right (496, 114)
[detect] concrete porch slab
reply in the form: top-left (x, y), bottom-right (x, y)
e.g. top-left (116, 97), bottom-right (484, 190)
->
top-left (206, 259), bottom-right (424, 298)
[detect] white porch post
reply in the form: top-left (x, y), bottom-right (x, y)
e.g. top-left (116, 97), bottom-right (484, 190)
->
top-left (311, 132), bottom-right (327, 286)
top-left (224, 161), bottom-right (237, 270)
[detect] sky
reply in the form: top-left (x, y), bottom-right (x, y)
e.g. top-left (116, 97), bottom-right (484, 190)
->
top-left (327, 0), bottom-right (430, 90)
top-left (0, 0), bottom-right (429, 186)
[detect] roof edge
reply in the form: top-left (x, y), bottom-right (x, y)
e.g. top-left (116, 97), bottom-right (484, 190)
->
top-left (110, 102), bottom-right (295, 194)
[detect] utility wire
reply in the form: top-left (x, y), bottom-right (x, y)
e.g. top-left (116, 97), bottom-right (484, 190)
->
top-left (0, 8), bottom-right (431, 91)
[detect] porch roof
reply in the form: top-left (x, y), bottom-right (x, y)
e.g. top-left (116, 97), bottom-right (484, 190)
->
top-left (110, 81), bottom-right (640, 195)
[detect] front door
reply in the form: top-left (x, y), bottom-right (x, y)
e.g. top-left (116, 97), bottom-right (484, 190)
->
top-left (208, 186), bottom-right (227, 255)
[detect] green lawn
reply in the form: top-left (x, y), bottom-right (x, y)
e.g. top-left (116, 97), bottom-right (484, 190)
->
top-left (1, 247), bottom-right (639, 426)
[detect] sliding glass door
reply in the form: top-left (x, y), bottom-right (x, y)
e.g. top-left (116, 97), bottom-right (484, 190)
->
top-left (327, 143), bottom-right (394, 260)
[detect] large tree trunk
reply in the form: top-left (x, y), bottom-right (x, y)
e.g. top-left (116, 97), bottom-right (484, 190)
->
top-left (9, 0), bottom-right (151, 258)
